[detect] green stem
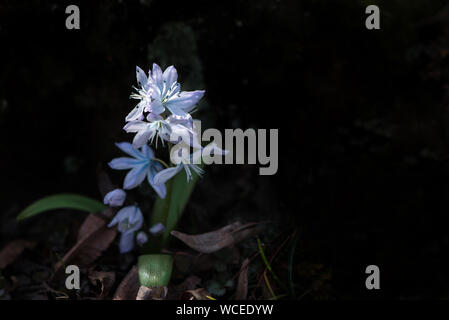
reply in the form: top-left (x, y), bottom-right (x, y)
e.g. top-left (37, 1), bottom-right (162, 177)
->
top-left (153, 158), bottom-right (170, 169)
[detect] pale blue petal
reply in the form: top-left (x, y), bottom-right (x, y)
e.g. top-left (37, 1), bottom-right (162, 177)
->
top-left (149, 223), bottom-right (165, 235)
top-left (153, 165), bottom-right (183, 185)
top-left (108, 157), bottom-right (142, 170)
top-left (165, 90), bottom-right (205, 113)
top-left (132, 126), bottom-right (153, 149)
top-left (125, 102), bottom-right (145, 122)
top-left (129, 207), bottom-right (144, 232)
top-left (149, 99), bottom-right (165, 115)
top-left (108, 205), bottom-right (135, 228)
top-left (123, 120), bottom-right (148, 133)
top-left (136, 66), bottom-right (148, 88)
top-left (115, 142), bottom-right (143, 159)
top-left (147, 165), bottom-right (167, 199)
top-left (165, 104), bottom-right (189, 118)
top-left (119, 231), bottom-right (135, 253)
top-left (123, 164), bottom-right (148, 189)
top-left (152, 63), bottom-right (164, 91)
top-left (162, 66), bottom-right (178, 95)
top-left (141, 144), bottom-right (155, 160)
top-left (136, 231), bottom-right (148, 246)
top-left (103, 189), bottom-right (127, 207)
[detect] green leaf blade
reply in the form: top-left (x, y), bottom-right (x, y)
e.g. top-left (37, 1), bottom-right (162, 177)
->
top-left (149, 168), bottom-right (200, 250)
top-left (17, 193), bottom-right (105, 221)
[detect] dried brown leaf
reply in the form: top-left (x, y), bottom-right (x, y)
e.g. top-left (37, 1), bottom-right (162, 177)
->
top-left (113, 265), bottom-right (140, 300)
top-left (235, 258), bottom-right (250, 300)
top-left (171, 222), bottom-right (262, 254)
top-left (0, 239), bottom-right (37, 269)
top-left (54, 213), bottom-right (117, 273)
top-left (88, 270), bottom-right (116, 299)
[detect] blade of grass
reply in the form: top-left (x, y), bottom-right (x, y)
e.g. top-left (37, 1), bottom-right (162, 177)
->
top-left (263, 272), bottom-right (277, 300)
top-left (257, 237), bottom-right (288, 292)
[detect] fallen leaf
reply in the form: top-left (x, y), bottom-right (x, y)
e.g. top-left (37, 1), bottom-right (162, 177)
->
top-left (0, 239), bottom-right (37, 269)
top-left (53, 170), bottom-right (118, 275)
top-left (171, 222), bottom-right (262, 254)
top-left (235, 258), bottom-right (249, 300)
top-left (88, 270), bottom-right (116, 299)
top-left (113, 265), bottom-right (140, 300)
top-left (54, 213), bottom-right (117, 273)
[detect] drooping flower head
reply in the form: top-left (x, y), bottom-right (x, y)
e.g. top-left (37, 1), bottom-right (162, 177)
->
top-left (108, 205), bottom-right (143, 253)
top-left (103, 188), bottom-right (126, 207)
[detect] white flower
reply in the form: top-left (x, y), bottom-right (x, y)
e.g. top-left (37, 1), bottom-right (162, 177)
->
top-left (126, 64), bottom-right (205, 122)
top-left (153, 142), bottom-right (228, 185)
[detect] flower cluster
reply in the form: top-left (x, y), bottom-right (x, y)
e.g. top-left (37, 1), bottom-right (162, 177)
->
top-left (105, 63), bottom-right (227, 253)
top-left (103, 189), bottom-right (163, 253)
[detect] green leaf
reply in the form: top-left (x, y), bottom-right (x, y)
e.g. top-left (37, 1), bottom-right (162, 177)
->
top-left (149, 168), bottom-right (200, 250)
top-left (17, 193), bottom-right (105, 221)
top-left (138, 254), bottom-right (173, 287)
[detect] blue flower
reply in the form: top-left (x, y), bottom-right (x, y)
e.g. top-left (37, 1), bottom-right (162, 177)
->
top-left (127, 64), bottom-right (205, 121)
top-left (103, 188), bottom-right (127, 207)
top-left (108, 205), bottom-right (143, 253)
top-left (108, 142), bottom-right (166, 198)
top-left (149, 222), bottom-right (165, 236)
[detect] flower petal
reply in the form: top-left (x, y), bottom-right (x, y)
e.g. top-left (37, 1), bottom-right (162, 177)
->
top-left (132, 126), bottom-right (153, 149)
top-left (108, 157), bottom-right (142, 170)
top-left (136, 66), bottom-right (148, 88)
top-left (153, 165), bottom-right (183, 185)
top-left (162, 65), bottom-right (178, 93)
top-left (165, 90), bottom-right (205, 113)
top-left (149, 223), bottom-right (165, 235)
top-left (152, 63), bottom-right (164, 91)
top-left (141, 144), bottom-right (155, 160)
top-left (165, 103), bottom-right (189, 118)
top-left (147, 164), bottom-right (167, 198)
top-left (123, 120), bottom-right (148, 133)
top-left (123, 164), bottom-right (148, 189)
top-left (103, 188), bottom-right (127, 207)
top-left (115, 142), bottom-right (143, 159)
top-left (108, 205), bottom-right (134, 228)
top-left (136, 231), bottom-right (149, 246)
top-left (125, 102), bottom-right (145, 122)
top-left (119, 231), bottom-right (135, 253)
top-left (149, 98), bottom-right (165, 115)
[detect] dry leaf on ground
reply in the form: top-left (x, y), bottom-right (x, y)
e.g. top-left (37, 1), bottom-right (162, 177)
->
top-left (236, 258), bottom-right (250, 300)
top-left (113, 265), bottom-right (140, 300)
top-left (171, 222), bottom-right (262, 254)
top-left (0, 239), bottom-right (37, 269)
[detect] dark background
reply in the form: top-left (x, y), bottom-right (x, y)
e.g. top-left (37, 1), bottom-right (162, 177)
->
top-left (2, 0), bottom-right (449, 299)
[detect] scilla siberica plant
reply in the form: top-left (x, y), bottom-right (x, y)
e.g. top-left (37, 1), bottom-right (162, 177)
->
top-left (105, 63), bottom-right (227, 287)
top-left (17, 63), bottom-right (227, 290)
